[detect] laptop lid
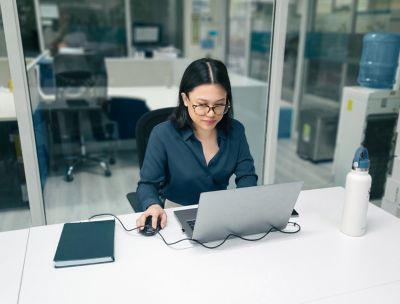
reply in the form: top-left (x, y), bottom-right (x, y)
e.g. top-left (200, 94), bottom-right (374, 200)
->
top-left (175, 181), bottom-right (303, 243)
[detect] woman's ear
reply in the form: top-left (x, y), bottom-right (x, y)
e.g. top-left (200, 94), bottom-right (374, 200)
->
top-left (181, 92), bottom-right (188, 107)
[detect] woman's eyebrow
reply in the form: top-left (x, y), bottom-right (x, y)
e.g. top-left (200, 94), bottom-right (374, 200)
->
top-left (197, 97), bottom-right (226, 103)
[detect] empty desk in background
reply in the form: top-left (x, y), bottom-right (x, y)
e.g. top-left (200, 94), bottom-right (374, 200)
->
top-left (107, 86), bottom-right (178, 139)
top-left (0, 229), bottom-right (29, 304)
top-left (108, 86), bottom-right (178, 110)
top-left (0, 90), bottom-right (17, 122)
top-left (15, 187), bottom-right (400, 304)
top-left (38, 86), bottom-right (179, 111)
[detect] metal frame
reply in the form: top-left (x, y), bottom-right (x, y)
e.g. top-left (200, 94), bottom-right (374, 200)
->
top-left (291, 0), bottom-right (310, 139)
top-left (125, 0), bottom-right (132, 56)
top-left (0, 0), bottom-right (46, 226)
top-left (262, 0), bottom-right (289, 184)
top-left (33, 0), bottom-right (45, 53)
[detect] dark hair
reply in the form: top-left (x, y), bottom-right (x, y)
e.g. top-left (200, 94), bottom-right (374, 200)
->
top-left (170, 58), bottom-right (233, 131)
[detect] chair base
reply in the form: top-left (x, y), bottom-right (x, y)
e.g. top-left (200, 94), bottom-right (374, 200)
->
top-left (65, 155), bottom-right (111, 182)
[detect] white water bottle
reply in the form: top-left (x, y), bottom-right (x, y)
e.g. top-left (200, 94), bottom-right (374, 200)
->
top-left (340, 146), bottom-right (372, 237)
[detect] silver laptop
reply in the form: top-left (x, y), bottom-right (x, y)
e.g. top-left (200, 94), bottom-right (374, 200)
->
top-left (174, 181), bottom-right (303, 243)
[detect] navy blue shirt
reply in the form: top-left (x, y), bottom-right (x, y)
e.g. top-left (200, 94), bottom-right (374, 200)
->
top-left (137, 119), bottom-right (258, 209)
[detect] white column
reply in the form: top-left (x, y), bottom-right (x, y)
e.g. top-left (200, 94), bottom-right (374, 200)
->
top-left (125, 0), bottom-right (132, 56)
top-left (262, 0), bottom-right (289, 184)
top-left (0, 0), bottom-right (46, 226)
top-left (291, 0), bottom-right (310, 139)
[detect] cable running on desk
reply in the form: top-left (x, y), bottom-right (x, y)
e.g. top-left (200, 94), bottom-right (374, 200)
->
top-left (89, 213), bottom-right (301, 249)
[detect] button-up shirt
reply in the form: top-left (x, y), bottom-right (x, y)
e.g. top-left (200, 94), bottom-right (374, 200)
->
top-left (137, 119), bottom-right (258, 209)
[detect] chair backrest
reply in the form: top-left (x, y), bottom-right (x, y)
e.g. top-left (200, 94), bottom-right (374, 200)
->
top-left (106, 97), bottom-right (150, 140)
top-left (53, 53), bottom-right (107, 102)
top-left (135, 107), bottom-right (176, 168)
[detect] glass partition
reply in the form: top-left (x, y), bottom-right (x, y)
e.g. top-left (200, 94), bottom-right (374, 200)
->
top-left (7, 0), bottom-right (273, 227)
top-left (130, 0), bottom-right (183, 56)
top-left (274, 0), bottom-right (400, 217)
top-left (39, 0), bottom-right (126, 57)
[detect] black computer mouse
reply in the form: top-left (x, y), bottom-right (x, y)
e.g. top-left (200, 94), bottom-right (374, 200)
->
top-left (140, 216), bottom-right (161, 236)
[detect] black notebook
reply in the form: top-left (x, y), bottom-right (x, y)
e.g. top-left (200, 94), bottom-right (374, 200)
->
top-left (53, 219), bottom-right (115, 268)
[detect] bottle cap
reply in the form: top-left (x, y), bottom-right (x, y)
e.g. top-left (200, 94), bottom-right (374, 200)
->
top-left (352, 146), bottom-right (370, 170)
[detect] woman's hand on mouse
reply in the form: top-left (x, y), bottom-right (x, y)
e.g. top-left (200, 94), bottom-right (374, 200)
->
top-left (136, 204), bottom-right (167, 230)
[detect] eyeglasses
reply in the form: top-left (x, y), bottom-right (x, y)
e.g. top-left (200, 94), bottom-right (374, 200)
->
top-left (191, 103), bottom-right (230, 116)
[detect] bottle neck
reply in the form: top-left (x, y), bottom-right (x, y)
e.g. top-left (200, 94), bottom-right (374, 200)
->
top-left (352, 168), bottom-right (369, 174)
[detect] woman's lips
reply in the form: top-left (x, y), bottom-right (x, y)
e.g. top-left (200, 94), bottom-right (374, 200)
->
top-left (203, 119), bottom-right (216, 125)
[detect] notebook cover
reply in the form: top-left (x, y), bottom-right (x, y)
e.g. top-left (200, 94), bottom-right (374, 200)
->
top-left (53, 219), bottom-right (115, 268)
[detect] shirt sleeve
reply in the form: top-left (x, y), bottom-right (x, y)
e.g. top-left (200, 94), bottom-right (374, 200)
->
top-left (136, 127), bottom-right (167, 210)
top-left (235, 131), bottom-right (258, 188)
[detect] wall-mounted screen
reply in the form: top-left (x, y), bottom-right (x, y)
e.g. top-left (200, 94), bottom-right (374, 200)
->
top-left (133, 23), bottom-right (161, 45)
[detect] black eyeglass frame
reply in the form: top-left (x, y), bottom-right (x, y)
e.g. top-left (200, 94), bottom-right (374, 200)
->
top-left (191, 103), bottom-right (230, 116)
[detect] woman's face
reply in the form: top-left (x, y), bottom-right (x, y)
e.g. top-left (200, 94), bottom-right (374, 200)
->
top-left (181, 84), bottom-right (228, 133)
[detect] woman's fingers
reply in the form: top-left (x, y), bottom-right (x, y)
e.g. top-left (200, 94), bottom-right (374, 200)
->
top-left (136, 212), bottom-right (148, 230)
top-left (160, 212), bottom-right (167, 229)
top-left (135, 204), bottom-right (168, 231)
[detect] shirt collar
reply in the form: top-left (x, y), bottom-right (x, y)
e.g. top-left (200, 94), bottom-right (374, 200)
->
top-left (181, 126), bottom-right (227, 141)
top-left (181, 128), bottom-right (194, 141)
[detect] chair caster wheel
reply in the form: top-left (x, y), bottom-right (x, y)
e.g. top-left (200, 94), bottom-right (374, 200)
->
top-left (65, 175), bottom-right (73, 182)
top-left (109, 158), bottom-right (116, 165)
top-left (105, 170), bottom-right (111, 177)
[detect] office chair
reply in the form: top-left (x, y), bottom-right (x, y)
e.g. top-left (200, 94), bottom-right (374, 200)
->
top-left (104, 97), bottom-right (150, 140)
top-left (126, 107), bottom-right (176, 212)
top-left (53, 53), bottom-right (112, 182)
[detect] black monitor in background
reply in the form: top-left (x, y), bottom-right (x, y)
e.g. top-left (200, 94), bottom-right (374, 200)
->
top-left (132, 23), bottom-right (162, 47)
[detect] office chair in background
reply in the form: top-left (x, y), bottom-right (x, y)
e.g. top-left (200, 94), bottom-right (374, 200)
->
top-left (126, 107), bottom-right (176, 212)
top-left (53, 53), bottom-right (112, 182)
top-left (104, 97), bottom-right (150, 141)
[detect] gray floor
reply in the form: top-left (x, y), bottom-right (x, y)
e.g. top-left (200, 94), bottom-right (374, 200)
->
top-left (0, 150), bottom-right (138, 232)
top-left (43, 150), bottom-right (137, 225)
top-left (275, 138), bottom-right (335, 190)
top-left (0, 139), bottom-right (334, 232)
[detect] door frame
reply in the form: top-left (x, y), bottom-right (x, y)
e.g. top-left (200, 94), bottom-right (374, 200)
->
top-left (1, 0), bottom-right (46, 225)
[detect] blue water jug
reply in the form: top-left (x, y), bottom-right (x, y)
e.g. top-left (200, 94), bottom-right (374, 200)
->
top-left (358, 33), bottom-right (400, 89)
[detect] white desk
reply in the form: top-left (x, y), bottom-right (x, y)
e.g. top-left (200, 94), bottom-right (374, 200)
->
top-left (108, 86), bottom-right (179, 110)
top-left (6, 86), bottom-right (178, 120)
top-left (0, 90), bottom-right (16, 122)
top-left (16, 187), bottom-right (400, 304)
top-left (310, 280), bottom-right (400, 304)
top-left (0, 229), bottom-right (29, 304)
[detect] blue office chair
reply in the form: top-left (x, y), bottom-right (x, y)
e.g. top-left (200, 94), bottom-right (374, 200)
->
top-left (104, 97), bottom-right (150, 140)
top-left (126, 107), bottom-right (176, 212)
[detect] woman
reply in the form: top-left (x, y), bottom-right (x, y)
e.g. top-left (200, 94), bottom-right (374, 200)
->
top-left (136, 58), bottom-right (258, 230)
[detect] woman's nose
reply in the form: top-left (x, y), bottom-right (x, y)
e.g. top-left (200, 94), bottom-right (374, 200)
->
top-left (206, 107), bottom-right (215, 117)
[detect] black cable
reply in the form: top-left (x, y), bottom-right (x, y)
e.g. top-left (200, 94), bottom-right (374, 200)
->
top-left (88, 213), bottom-right (301, 249)
top-left (157, 222), bottom-right (301, 249)
top-left (88, 213), bottom-right (144, 232)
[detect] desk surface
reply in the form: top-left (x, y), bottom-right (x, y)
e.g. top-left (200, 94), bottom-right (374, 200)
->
top-left (17, 187), bottom-right (400, 304)
top-left (0, 229), bottom-right (29, 304)
top-left (0, 90), bottom-right (17, 121)
top-left (108, 86), bottom-right (178, 110)
top-left (2, 86), bottom-right (179, 122)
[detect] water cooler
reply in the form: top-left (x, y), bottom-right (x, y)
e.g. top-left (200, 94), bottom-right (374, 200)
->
top-left (333, 86), bottom-right (400, 199)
